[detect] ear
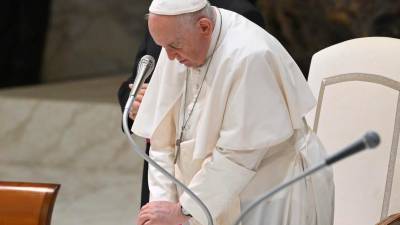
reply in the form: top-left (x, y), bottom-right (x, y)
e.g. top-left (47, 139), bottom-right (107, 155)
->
top-left (197, 18), bottom-right (213, 37)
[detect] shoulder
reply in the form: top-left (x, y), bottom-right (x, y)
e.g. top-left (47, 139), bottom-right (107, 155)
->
top-left (218, 17), bottom-right (274, 62)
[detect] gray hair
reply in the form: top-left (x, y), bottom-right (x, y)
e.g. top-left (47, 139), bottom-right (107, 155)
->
top-left (177, 3), bottom-right (215, 29)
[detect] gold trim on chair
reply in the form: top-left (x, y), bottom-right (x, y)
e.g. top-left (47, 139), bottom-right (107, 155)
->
top-left (312, 72), bottom-right (400, 220)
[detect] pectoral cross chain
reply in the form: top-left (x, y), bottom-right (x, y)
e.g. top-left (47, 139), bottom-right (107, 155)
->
top-left (174, 131), bottom-right (184, 164)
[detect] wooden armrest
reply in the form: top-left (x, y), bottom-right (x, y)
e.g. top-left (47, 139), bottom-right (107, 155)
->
top-left (377, 213), bottom-right (400, 225)
top-left (0, 181), bottom-right (60, 225)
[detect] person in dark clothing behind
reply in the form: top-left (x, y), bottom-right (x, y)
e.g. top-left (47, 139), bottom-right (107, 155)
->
top-left (0, 0), bottom-right (51, 88)
top-left (117, 0), bottom-right (265, 208)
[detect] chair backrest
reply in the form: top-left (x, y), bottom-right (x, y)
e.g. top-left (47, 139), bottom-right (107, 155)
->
top-left (306, 37), bottom-right (400, 225)
top-left (0, 181), bottom-right (60, 225)
top-left (377, 213), bottom-right (400, 225)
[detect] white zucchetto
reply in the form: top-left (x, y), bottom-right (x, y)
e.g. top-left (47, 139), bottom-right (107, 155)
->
top-left (149, 0), bottom-right (208, 15)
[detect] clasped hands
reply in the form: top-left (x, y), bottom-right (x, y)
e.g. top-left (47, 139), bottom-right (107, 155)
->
top-left (137, 201), bottom-right (191, 225)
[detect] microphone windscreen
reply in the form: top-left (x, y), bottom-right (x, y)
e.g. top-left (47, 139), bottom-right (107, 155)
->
top-left (364, 131), bottom-right (380, 149)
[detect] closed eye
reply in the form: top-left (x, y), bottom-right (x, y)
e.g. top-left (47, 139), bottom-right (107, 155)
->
top-left (168, 44), bottom-right (181, 50)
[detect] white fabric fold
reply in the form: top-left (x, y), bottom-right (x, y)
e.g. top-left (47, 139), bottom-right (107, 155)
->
top-left (180, 150), bottom-right (256, 225)
top-left (148, 146), bottom-right (178, 202)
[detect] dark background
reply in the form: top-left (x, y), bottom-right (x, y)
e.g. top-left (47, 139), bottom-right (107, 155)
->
top-left (1, 0), bottom-right (399, 88)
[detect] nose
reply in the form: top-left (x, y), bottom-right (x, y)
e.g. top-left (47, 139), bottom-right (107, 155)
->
top-left (166, 48), bottom-right (178, 60)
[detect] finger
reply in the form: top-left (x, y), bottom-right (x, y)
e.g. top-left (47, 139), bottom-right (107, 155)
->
top-left (135, 94), bottom-right (144, 102)
top-left (137, 210), bottom-right (151, 224)
top-left (129, 110), bottom-right (136, 117)
top-left (129, 102), bottom-right (139, 120)
top-left (129, 83), bottom-right (133, 89)
top-left (142, 83), bottom-right (149, 88)
top-left (129, 112), bottom-right (136, 120)
top-left (138, 88), bottom-right (147, 95)
top-left (132, 101), bottom-right (140, 110)
top-left (137, 91), bottom-right (145, 97)
top-left (137, 215), bottom-right (150, 225)
top-left (140, 203), bottom-right (152, 212)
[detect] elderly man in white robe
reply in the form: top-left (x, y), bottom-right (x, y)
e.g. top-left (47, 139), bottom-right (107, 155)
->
top-left (132, 0), bottom-right (334, 225)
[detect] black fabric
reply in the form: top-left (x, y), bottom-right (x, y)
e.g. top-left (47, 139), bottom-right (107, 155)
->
top-left (117, 0), bottom-right (265, 207)
top-left (0, 0), bottom-right (51, 88)
top-left (140, 143), bottom-right (151, 207)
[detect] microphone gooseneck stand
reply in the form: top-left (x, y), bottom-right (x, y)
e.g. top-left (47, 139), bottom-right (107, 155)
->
top-left (123, 55), bottom-right (214, 225)
top-left (232, 131), bottom-right (380, 225)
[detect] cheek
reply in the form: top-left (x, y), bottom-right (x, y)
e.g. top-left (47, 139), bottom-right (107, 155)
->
top-left (174, 49), bottom-right (190, 61)
top-left (186, 46), bottom-right (200, 60)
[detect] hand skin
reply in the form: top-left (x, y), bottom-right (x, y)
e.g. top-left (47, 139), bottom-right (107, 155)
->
top-left (137, 201), bottom-right (191, 225)
top-left (129, 83), bottom-right (148, 120)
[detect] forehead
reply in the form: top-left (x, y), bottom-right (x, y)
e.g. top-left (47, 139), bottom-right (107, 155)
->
top-left (148, 14), bottom-right (181, 46)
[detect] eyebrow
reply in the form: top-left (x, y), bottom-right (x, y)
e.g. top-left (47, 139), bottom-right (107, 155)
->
top-left (167, 39), bottom-right (182, 49)
top-left (168, 43), bottom-right (179, 49)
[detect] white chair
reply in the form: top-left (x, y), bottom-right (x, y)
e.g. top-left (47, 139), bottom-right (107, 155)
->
top-left (306, 37), bottom-right (400, 225)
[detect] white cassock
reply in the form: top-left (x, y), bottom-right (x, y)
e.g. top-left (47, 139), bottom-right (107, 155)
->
top-left (132, 7), bottom-right (334, 225)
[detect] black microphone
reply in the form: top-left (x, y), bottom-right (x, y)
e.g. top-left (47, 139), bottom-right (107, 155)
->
top-left (129, 55), bottom-right (155, 99)
top-left (233, 131), bottom-right (380, 225)
top-left (326, 131), bottom-right (380, 165)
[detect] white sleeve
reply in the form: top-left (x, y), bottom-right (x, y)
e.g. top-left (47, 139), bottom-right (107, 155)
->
top-left (148, 146), bottom-right (178, 202)
top-left (180, 147), bottom-right (268, 224)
